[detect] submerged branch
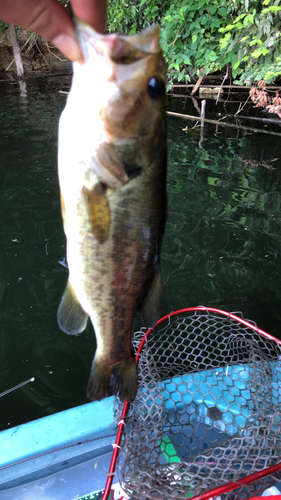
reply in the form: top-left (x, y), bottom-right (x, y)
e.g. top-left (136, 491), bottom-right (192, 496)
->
top-left (166, 111), bottom-right (281, 137)
top-left (215, 65), bottom-right (229, 106)
top-left (191, 75), bottom-right (204, 96)
top-left (199, 99), bottom-right (206, 149)
top-left (172, 84), bottom-right (280, 89)
top-left (227, 114), bottom-right (281, 124)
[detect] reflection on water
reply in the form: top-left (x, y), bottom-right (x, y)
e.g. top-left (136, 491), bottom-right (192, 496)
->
top-left (0, 76), bottom-right (281, 430)
top-left (162, 109), bottom-right (281, 335)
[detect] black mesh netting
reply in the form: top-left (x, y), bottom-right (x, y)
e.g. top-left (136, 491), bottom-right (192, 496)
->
top-left (114, 309), bottom-right (281, 500)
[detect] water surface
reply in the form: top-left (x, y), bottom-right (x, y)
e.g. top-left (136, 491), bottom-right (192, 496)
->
top-left (0, 75), bottom-right (281, 430)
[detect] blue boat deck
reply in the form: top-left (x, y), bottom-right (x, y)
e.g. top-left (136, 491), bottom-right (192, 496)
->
top-left (0, 397), bottom-right (117, 499)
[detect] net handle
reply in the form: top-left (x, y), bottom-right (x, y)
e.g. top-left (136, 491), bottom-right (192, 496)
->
top-left (190, 462), bottom-right (281, 500)
top-left (102, 400), bottom-right (129, 500)
top-left (102, 306), bottom-right (281, 500)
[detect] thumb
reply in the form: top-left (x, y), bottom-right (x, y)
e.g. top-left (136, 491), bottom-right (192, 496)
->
top-left (0, 0), bottom-right (83, 62)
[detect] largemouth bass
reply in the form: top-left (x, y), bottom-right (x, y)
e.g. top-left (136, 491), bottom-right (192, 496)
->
top-left (57, 19), bottom-right (166, 402)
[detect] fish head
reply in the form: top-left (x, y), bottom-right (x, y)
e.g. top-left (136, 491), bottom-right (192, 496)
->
top-left (59, 21), bottom-right (166, 191)
top-left (73, 20), bottom-right (166, 144)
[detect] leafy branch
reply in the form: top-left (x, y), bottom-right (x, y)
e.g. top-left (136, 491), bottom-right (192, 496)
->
top-left (106, 0), bottom-right (281, 88)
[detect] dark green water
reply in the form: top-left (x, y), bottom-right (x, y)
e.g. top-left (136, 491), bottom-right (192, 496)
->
top-left (0, 75), bottom-right (281, 430)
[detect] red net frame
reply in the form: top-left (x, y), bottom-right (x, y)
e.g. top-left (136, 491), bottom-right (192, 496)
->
top-left (102, 307), bottom-right (281, 500)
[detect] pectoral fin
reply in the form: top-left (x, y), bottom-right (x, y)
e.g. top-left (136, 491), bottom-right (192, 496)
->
top-left (57, 280), bottom-right (88, 335)
top-left (139, 264), bottom-right (163, 328)
top-left (83, 183), bottom-right (110, 244)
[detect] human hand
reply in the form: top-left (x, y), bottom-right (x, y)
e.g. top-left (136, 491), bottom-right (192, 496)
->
top-left (0, 0), bottom-right (107, 63)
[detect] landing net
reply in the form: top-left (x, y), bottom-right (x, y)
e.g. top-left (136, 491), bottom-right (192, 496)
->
top-left (112, 307), bottom-right (281, 500)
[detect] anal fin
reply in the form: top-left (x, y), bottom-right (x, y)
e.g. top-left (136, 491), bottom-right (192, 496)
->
top-left (139, 264), bottom-right (162, 328)
top-left (57, 279), bottom-right (88, 335)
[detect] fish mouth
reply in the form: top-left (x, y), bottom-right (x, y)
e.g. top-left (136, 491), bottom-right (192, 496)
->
top-left (75, 19), bottom-right (161, 59)
top-left (75, 19), bottom-right (162, 84)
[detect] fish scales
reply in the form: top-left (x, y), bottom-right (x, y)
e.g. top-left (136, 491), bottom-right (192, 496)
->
top-left (57, 19), bottom-right (166, 402)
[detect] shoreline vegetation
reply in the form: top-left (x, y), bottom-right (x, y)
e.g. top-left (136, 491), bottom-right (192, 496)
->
top-left (0, 0), bottom-right (280, 91)
top-left (0, 29), bottom-right (72, 75)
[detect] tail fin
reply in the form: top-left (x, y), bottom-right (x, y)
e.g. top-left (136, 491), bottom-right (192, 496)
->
top-left (87, 355), bottom-right (138, 402)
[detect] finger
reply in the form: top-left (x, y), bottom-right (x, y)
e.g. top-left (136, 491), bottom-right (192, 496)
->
top-left (0, 0), bottom-right (83, 62)
top-left (71, 0), bottom-right (107, 33)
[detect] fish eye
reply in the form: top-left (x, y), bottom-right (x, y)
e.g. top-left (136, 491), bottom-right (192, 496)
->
top-left (147, 77), bottom-right (166, 100)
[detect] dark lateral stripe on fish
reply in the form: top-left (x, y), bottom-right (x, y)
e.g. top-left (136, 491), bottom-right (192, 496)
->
top-left (82, 183), bottom-right (111, 244)
top-left (139, 263), bottom-right (162, 327)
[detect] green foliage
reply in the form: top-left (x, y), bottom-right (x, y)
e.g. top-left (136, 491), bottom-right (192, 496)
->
top-left (0, 21), bottom-right (8, 32)
top-left (218, 0), bottom-right (281, 84)
top-left (107, 0), bottom-right (169, 34)
top-left (106, 0), bottom-right (281, 87)
top-left (159, 0), bottom-right (229, 88)
top-left (107, 0), bottom-right (142, 34)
